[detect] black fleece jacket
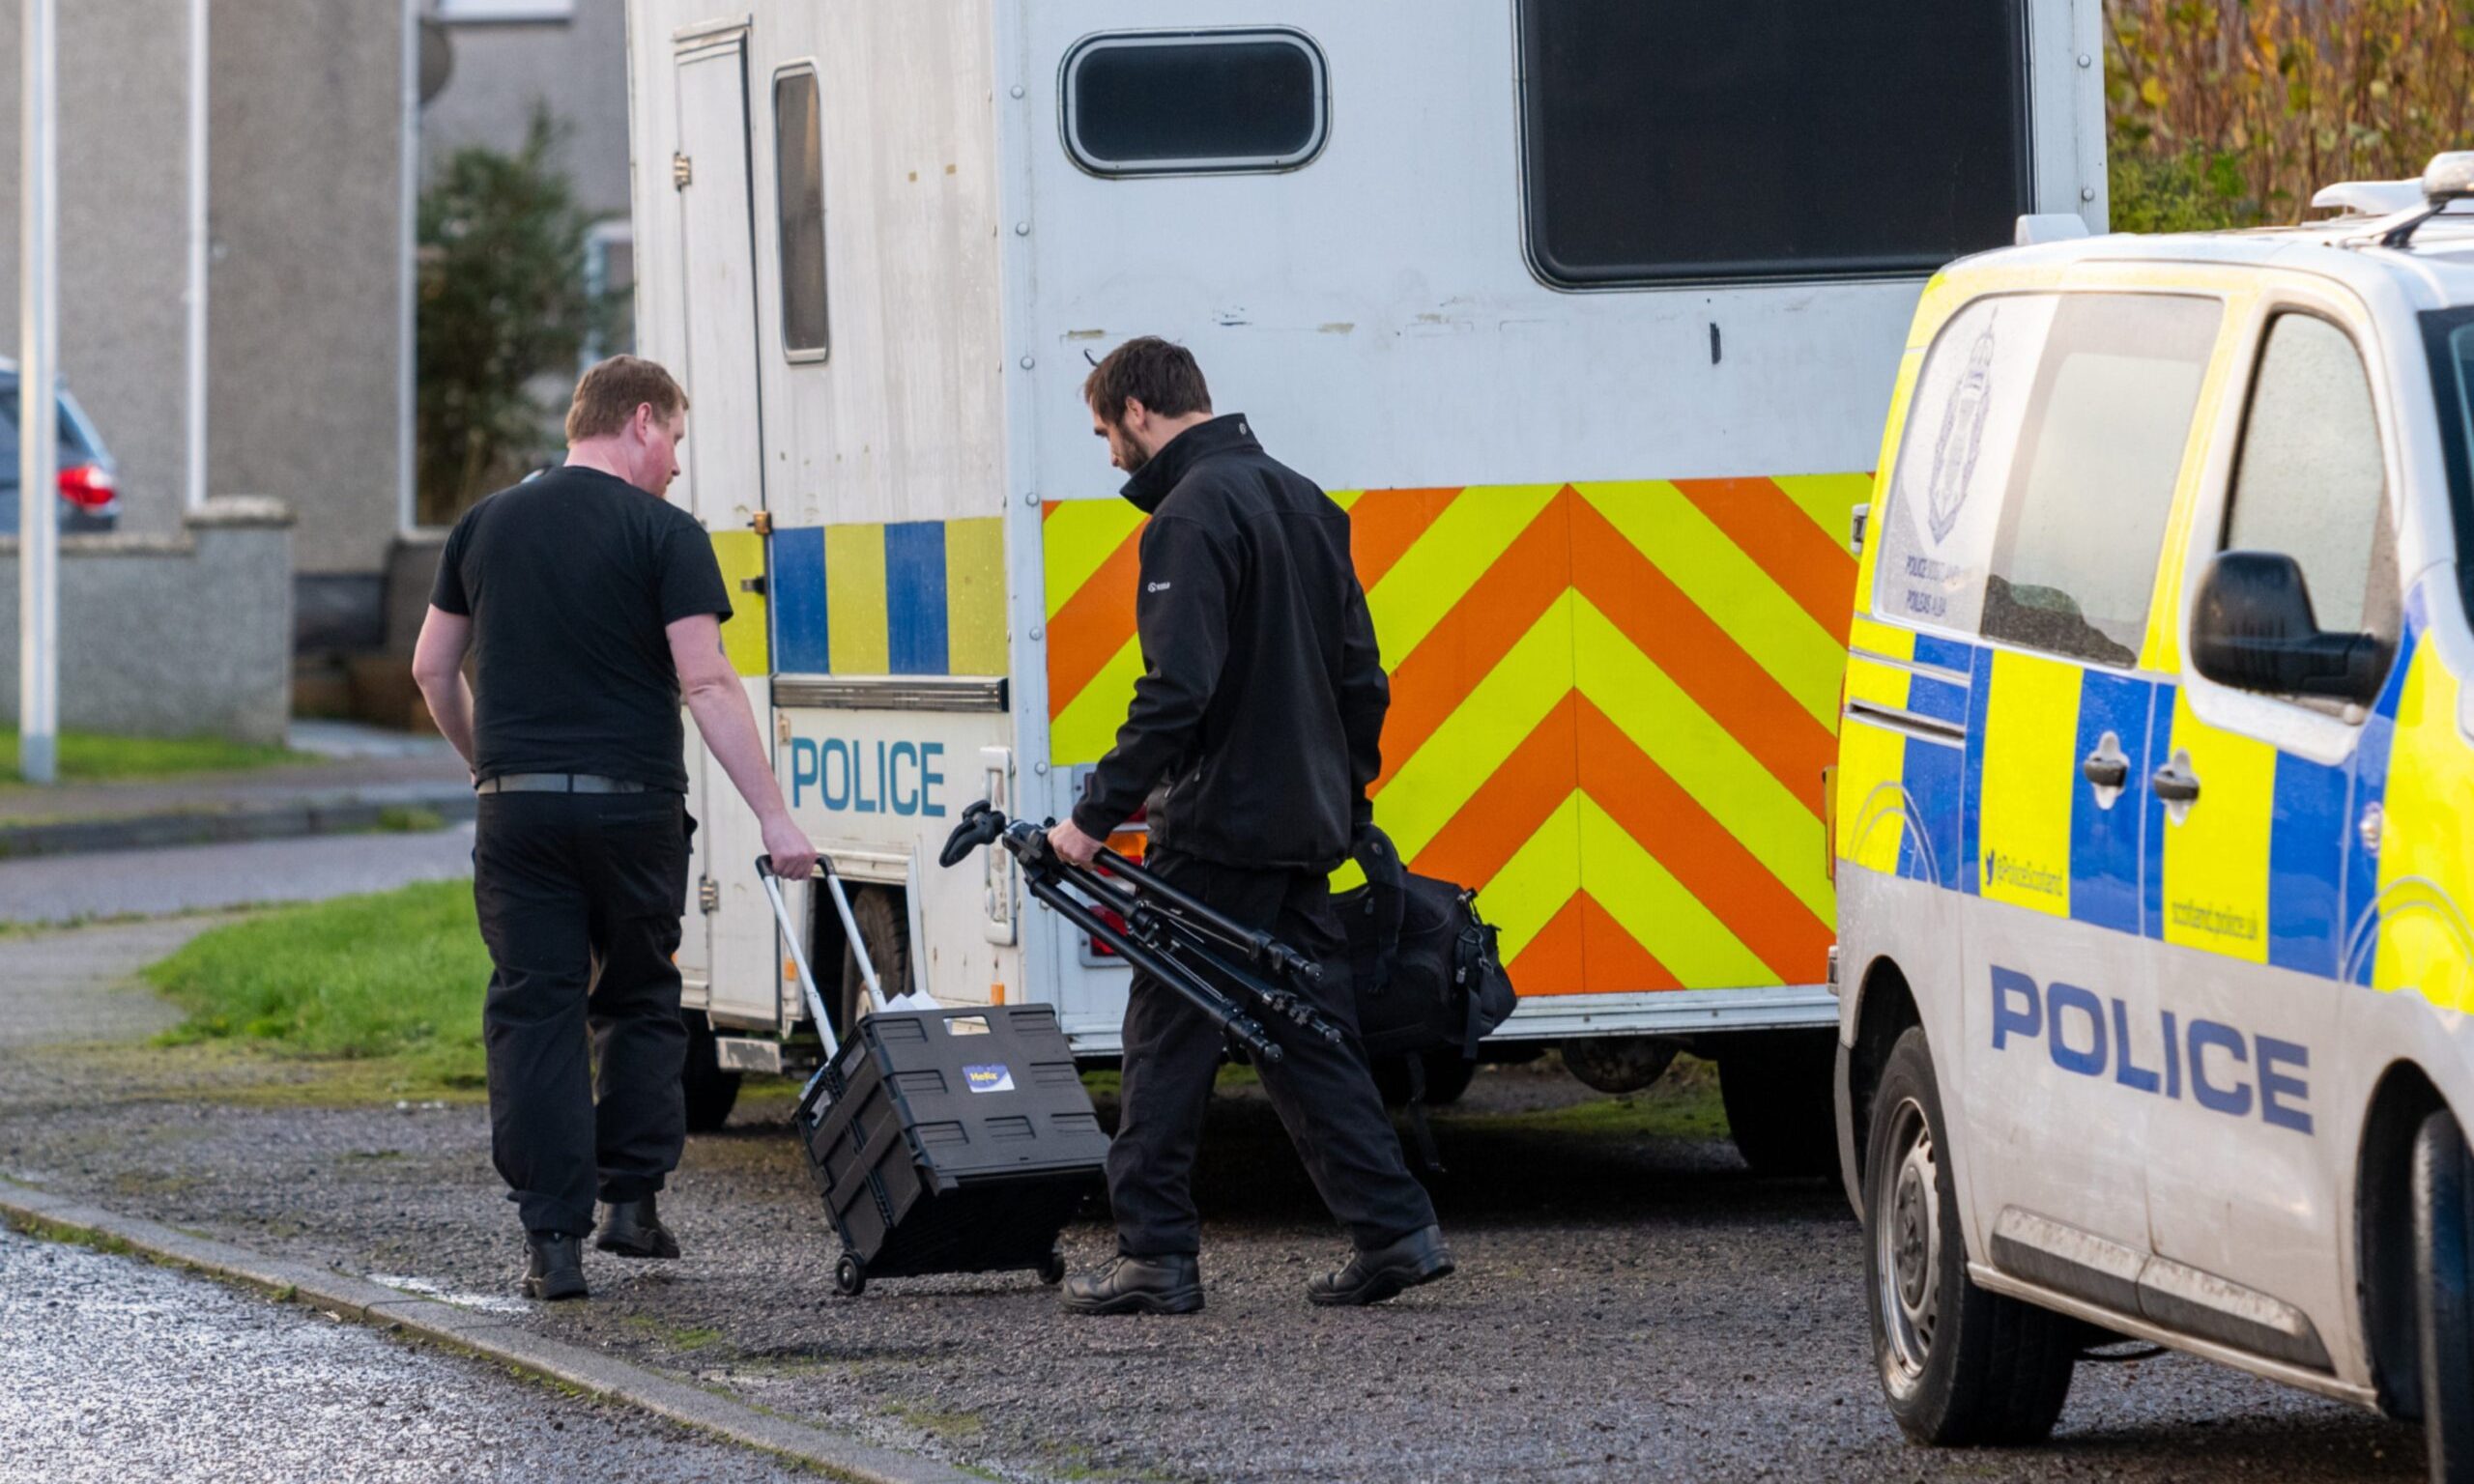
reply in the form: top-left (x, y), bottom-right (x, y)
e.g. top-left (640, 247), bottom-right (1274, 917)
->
top-left (1070, 414), bottom-right (1388, 872)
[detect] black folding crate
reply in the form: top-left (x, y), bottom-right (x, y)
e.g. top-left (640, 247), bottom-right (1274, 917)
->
top-left (793, 1002), bottom-right (1108, 1296)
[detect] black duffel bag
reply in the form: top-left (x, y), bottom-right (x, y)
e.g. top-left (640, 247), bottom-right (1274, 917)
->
top-left (1336, 827), bottom-right (1516, 1068)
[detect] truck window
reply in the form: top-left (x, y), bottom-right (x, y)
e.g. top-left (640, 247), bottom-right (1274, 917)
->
top-left (774, 65), bottom-right (829, 360)
top-left (1980, 295), bottom-right (2221, 667)
top-left (1061, 30), bottom-right (1327, 177)
top-left (2223, 314), bottom-right (2393, 645)
top-left (1516, 0), bottom-right (2030, 287)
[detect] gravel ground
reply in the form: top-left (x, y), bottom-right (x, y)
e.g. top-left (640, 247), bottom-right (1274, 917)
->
top-left (0, 1225), bottom-right (810, 1484)
top-left (0, 986), bottom-right (2423, 1484)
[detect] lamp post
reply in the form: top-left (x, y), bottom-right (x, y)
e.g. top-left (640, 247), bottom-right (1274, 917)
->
top-left (18, 0), bottom-right (59, 785)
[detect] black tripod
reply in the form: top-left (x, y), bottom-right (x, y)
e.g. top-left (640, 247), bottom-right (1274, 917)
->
top-left (938, 802), bottom-right (1346, 1064)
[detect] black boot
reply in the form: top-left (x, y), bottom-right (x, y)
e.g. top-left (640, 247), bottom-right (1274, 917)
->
top-left (1059, 1254), bottom-right (1204, 1316)
top-left (1308, 1224), bottom-right (1454, 1307)
top-left (593, 1194), bottom-right (680, 1260)
top-left (523, 1231), bottom-right (588, 1301)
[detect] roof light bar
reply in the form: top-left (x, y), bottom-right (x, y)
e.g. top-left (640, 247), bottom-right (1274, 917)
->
top-left (2381, 152), bottom-right (2474, 249)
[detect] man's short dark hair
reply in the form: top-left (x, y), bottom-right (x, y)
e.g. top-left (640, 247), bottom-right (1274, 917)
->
top-left (566, 355), bottom-right (690, 442)
top-left (1082, 336), bottom-right (1212, 424)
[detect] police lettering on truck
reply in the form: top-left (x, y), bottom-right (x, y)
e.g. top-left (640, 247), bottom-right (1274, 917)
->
top-left (788, 736), bottom-right (948, 819)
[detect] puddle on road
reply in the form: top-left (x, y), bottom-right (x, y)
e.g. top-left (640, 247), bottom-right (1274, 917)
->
top-left (367, 1272), bottom-right (532, 1315)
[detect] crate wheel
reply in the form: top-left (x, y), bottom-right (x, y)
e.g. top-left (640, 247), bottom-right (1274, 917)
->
top-left (834, 1252), bottom-right (866, 1298)
top-left (1039, 1246), bottom-right (1067, 1285)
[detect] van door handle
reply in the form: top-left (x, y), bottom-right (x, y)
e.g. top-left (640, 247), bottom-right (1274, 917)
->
top-left (2151, 756), bottom-right (2201, 804)
top-left (2081, 734), bottom-right (2128, 789)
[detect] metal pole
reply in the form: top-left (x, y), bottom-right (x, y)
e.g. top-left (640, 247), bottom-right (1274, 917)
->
top-left (396, 0), bottom-right (418, 533)
top-left (184, 0), bottom-right (209, 516)
top-left (18, 0), bottom-right (59, 785)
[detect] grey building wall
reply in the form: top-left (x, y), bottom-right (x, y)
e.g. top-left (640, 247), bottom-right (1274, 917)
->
top-left (0, 499), bottom-right (295, 744)
top-left (0, 0), bottom-right (196, 542)
top-left (210, 0), bottom-right (409, 587)
top-left (422, 0), bottom-right (632, 219)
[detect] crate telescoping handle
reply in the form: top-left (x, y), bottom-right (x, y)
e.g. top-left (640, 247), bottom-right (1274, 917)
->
top-left (756, 856), bottom-right (847, 1070)
top-left (757, 854), bottom-right (892, 1019)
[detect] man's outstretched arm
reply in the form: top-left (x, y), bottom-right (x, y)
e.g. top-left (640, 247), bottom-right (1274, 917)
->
top-left (668, 614), bottom-right (819, 878)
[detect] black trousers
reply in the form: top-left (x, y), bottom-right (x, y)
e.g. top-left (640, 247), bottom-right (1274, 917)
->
top-left (473, 790), bottom-right (693, 1237)
top-left (1108, 849), bottom-right (1437, 1257)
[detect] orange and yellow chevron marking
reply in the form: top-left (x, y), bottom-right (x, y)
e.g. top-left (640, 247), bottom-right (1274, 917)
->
top-left (1039, 474), bottom-right (1864, 995)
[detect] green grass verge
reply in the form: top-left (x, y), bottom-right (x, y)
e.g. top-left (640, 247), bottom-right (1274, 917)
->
top-left (144, 879), bottom-right (489, 1091)
top-left (0, 728), bottom-right (309, 785)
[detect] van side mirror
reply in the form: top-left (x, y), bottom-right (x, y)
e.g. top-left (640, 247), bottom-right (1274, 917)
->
top-left (2190, 550), bottom-right (2385, 705)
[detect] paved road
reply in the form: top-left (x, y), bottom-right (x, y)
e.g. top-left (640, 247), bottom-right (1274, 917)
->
top-left (0, 1227), bottom-right (806, 1484)
top-left (0, 822), bottom-right (475, 926)
top-left (1, 1055), bottom-right (2425, 1483)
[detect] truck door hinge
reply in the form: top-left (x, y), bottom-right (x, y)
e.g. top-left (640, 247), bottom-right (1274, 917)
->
top-left (698, 875), bottom-right (720, 914)
top-left (738, 575), bottom-right (768, 598)
top-left (750, 511), bottom-right (773, 536)
top-left (672, 152), bottom-right (693, 189)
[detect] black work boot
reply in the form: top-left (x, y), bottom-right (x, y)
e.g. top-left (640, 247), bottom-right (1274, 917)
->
top-left (593, 1195), bottom-right (680, 1260)
top-left (1308, 1224), bottom-right (1455, 1307)
top-left (523, 1231), bottom-right (588, 1301)
top-left (1059, 1254), bottom-right (1204, 1316)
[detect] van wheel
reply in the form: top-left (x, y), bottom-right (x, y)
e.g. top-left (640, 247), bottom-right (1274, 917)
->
top-left (1718, 1031), bottom-right (1839, 1178)
top-left (840, 887), bottom-right (910, 1025)
top-left (1370, 1051), bottom-right (1478, 1107)
top-left (1866, 1026), bottom-right (2075, 1444)
top-left (2414, 1109), bottom-right (2474, 1482)
top-left (679, 1013), bottom-right (742, 1132)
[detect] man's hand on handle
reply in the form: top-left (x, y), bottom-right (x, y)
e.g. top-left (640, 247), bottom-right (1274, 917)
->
top-left (762, 813), bottom-right (820, 879)
top-left (1049, 818), bottom-right (1105, 868)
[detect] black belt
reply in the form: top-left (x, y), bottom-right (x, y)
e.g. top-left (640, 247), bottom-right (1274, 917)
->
top-left (476, 773), bottom-right (651, 795)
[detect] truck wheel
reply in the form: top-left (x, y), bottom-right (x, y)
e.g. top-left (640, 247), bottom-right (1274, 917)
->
top-left (1866, 1027), bottom-right (2074, 1444)
top-left (679, 1013), bottom-right (742, 1132)
top-left (1718, 1030), bottom-right (1839, 1178)
top-left (2414, 1108), bottom-right (2474, 1482)
top-left (1370, 1050), bottom-right (1478, 1107)
top-left (841, 887), bottom-right (910, 1025)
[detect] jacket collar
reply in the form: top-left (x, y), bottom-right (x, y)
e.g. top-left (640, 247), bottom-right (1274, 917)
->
top-left (1119, 414), bottom-right (1259, 514)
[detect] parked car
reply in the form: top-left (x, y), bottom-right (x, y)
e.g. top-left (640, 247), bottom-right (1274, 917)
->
top-left (0, 359), bottom-right (120, 533)
top-left (1832, 154), bottom-right (2474, 1480)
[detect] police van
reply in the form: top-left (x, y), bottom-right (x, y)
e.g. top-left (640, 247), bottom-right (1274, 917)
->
top-left (1833, 157), bottom-right (2474, 1474)
top-left (622, 0), bottom-right (2107, 1166)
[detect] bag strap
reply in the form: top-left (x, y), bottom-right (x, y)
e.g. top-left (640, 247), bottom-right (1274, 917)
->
top-left (1350, 825), bottom-right (1408, 991)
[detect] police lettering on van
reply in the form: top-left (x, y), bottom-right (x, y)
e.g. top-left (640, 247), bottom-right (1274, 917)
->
top-left (1987, 966), bottom-right (2314, 1134)
top-left (788, 736), bottom-right (947, 818)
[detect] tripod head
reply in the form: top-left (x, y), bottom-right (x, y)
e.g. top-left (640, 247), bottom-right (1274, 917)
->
top-left (937, 799), bottom-right (1008, 868)
top-left (935, 804), bottom-right (1347, 1057)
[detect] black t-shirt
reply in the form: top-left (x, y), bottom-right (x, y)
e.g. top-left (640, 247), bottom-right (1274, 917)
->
top-left (429, 466), bottom-right (733, 793)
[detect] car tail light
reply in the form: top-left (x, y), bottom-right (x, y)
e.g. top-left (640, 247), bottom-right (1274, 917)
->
top-left (1088, 903), bottom-right (1129, 958)
top-left (56, 464), bottom-right (114, 509)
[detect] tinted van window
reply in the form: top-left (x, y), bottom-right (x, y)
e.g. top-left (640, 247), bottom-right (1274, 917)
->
top-left (1876, 293), bottom-right (2222, 665)
top-left (1979, 295), bottom-right (2221, 666)
top-left (1518, 0), bottom-right (2029, 286)
top-left (1064, 31), bottom-right (1327, 176)
top-left (2224, 315), bottom-right (2388, 638)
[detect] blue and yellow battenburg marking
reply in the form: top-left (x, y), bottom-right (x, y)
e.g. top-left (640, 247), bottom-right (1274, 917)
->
top-left (763, 517), bottom-right (1008, 677)
top-left (1839, 582), bottom-right (2457, 996)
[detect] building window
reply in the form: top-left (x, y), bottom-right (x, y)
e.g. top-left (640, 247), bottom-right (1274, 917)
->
top-left (583, 218), bottom-right (634, 363)
top-left (775, 66), bottom-right (829, 360)
top-left (1516, 0), bottom-right (2031, 287)
top-left (1062, 30), bottom-right (1328, 177)
top-left (435, 0), bottom-right (574, 22)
